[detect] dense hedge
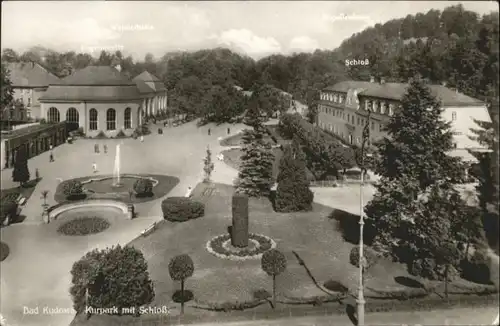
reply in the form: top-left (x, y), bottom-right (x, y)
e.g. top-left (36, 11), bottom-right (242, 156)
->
top-left (0, 242), bottom-right (10, 261)
top-left (0, 200), bottom-right (18, 225)
top-left (231, 194), bottom-right (249, 247)
top-left (62, 180), bottom-right (86, 200)
top-left (279, 113), bottom-right (355, 175)
top-left (70, 245), bottom-right (155, 314)
top-left (460, 250), bottom-right (492, 284)
top-left (161, 197), bottom-right (205, 222)
top-left (133, 178), bottom-right (153, 196)
top-left (349, 245), bottom-right (379, 269)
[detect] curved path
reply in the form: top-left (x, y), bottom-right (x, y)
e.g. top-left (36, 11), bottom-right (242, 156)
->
top-left (0, 120), bottom-right (244, 326)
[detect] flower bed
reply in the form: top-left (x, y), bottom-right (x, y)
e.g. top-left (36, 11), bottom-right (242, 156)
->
top-left (57, 216), bottom-right (110, 236)
top-left (206, 233), bottom-right (276, 261)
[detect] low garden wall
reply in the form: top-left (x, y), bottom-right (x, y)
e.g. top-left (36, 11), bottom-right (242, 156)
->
top-left (48, 199), bottom-right (130, 220)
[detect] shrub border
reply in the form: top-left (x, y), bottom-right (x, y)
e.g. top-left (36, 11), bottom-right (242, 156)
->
top-left (206, 233), bottom-right (276, 261)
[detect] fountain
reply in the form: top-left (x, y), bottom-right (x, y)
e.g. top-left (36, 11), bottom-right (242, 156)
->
top-left (112, 144), bottom-right (122, 187)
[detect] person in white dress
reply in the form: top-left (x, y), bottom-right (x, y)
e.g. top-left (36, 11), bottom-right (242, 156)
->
top-left (92, 162), bottom-right (97, 173)
top-left (185, 186), bottom-right (193, 198)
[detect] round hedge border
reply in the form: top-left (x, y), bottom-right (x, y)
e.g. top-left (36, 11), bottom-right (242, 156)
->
top-left (0, 242), bottom-right (10, 262)
top-left (206, 233), bottom-right (276, 261)
top-left (57, 216), bottom-right (111, 236)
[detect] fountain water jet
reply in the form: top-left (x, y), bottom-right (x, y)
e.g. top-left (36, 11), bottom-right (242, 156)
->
top-left (112, 144), bottom-right (122, 187)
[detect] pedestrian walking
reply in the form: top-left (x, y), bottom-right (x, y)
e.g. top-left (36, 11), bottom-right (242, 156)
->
top-left (49, 144), bottom-right (53, 151)
top-left (140, 135), bottom-right (144, 142)
top-left (49, 152), bottom-right (54, 162)
top-left (208, 128), bottom-right (211, 136)
top-left (92, 162), bottom-right (97, 173)
top-left (104, 144), bottom-right (108, 153)
top-left (227, 127), bottom-right (230, 135)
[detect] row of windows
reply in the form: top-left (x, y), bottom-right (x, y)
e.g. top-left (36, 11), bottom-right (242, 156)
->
top-left (47, 107), bottom-right (132, 130)
top-left (319, 105), bottom-right (383, 131)
top-left (318, 122), bottom-right (377, 146)
top-left (320, 92), bottom-right (396, 116)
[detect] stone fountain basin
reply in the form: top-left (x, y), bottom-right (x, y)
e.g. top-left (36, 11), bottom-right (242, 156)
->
top-left (48, 199), bottom-right (129, 220)
top-left (81, 175), bottom-right (159, 194)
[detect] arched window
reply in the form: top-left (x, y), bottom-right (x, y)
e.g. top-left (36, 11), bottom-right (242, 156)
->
top-left (106, 108), bottom-right (116, 130)
top-left (89, 109), bottom-right (98, 130)
top-left (66, 108), bottom-right (79, 124)
top-left (124, 107), bottom-right (131, 129)
top-left (48, 107), bottom-right (60, 123)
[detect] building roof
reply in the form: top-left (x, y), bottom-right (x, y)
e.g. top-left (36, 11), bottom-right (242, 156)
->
top-left (39, 85), bottom-right (142, 102)
top-left (56, 66), bottom-right (136, 86)
top-left (133, 71), bottom-right (161, 82)
top-left (0, 122), bottom-right (64, 140)
top-left (132, 71), bottom-right (166, 94)
top-left (6, 62), bottom-right (60, 88)
top-left (325, 81), bottom-right (484, 107)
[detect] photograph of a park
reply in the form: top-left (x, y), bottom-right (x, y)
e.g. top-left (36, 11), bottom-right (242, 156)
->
top-left (0, 1), bottom-right (499, 326)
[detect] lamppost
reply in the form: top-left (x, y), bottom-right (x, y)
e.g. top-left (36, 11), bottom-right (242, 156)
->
top-left (357, 110), bottom-right (371, 326)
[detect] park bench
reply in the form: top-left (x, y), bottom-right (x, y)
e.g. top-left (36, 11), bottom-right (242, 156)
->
top-left (141, 222), bottom-right (158, 237)
top-left (17, 197), bottom-right (26, 206)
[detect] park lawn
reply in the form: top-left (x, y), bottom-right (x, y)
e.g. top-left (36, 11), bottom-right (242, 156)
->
top-left (128, 183), bottom-right (417, 312)
top-left (70, 182), bottom-right (499, 325)
top-left (53, 174), bottom-right (179, 204)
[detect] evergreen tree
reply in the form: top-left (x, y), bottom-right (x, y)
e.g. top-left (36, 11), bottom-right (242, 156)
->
top-left (365, 78), bottom-right (471, 272)
top-left (373, 77), bottom-right (465, 190)
top-left (275, 144), bottom-right (313, 212)
top-left (12, 147), bottom-right (30, 187)
top-left (236, 124), bottom-right (274, 197)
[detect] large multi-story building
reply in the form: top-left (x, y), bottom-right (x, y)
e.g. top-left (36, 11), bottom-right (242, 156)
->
top-left (3, 62), bottom-right (61, 121)
top-left (317, 78), bottom-right (492, 162)
top-left (39, 65), bottom-right (168, 137)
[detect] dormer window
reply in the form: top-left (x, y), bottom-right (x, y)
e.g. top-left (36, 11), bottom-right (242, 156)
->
top-left (373, 100), bottom-right (378, 112)
top-left (380, 101), bottom-right (386, 114)
top-left (366, 100), bottom-right (372, 111)
top-left (388, 103), bottom-right (394, 116)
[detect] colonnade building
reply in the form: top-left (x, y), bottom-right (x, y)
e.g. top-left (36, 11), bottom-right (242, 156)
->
top-left (317, 78), bottom-right (492, 163)
top-left (39, 65), bottom-right (167, 137)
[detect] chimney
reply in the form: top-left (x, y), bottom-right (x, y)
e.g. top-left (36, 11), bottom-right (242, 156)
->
top-left (370, 76), bottom-right (375, 83)
top-left (114, 64), bottom-right (122, 72)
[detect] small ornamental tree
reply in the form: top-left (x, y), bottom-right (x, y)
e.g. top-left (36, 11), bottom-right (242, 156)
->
top-left (40, 190), bottom-right (49, 207)
top-left (275, 145), bottom-right (313, 212)
top-left (133, 178), bottom-right (153, 196)
top-left (63, 180), bottom-right (85, 200)
top-left (261, 249), bottom-right (287, 308)
top-left (236, 125), bottom-right (275, 197)
top-left (168, 254), bottom-right (194, 315)
top-left (69, 245), bottom-right (155, 315)
top-left (12, 147), bottom-right (30, 187)
top-left (203, 145), bottom-right (214, 183)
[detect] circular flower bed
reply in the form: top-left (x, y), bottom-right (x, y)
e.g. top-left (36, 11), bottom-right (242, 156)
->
top-left (206, 233), bottom-right (276, 261)
top-left (57, 216), bottom-right (110, 236)
top-left (0, 242), bottom-right (10, 261)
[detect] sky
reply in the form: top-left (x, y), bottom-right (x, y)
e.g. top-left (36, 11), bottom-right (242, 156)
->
top-left (1, 1), bottom-right (498, 61)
